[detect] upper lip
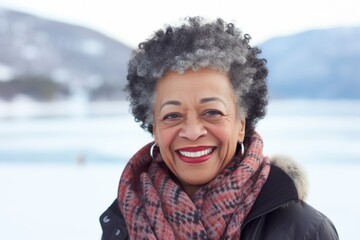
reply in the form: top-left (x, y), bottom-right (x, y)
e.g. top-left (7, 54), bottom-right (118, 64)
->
top-left (176, 146), bottom-right (214, 152)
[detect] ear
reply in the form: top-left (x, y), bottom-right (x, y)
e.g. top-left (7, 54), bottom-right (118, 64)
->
top-left (152, 124), bottom-right (158, 145)
top-left (238, 118), bottom-right (246, 142)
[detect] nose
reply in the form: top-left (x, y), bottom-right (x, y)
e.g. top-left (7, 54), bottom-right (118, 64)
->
top-left (178, 117), bottom-right (207, 141)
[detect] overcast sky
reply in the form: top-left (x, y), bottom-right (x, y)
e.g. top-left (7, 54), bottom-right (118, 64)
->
top-left (0, 0), bottom-right (359, 47)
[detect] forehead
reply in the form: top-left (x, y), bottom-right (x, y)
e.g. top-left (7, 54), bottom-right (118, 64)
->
top-left (155, 68), bottom-right (235, 99)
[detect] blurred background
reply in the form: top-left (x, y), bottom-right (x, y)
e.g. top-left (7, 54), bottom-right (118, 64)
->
top-left (0, 0), bottom-right (359, 239)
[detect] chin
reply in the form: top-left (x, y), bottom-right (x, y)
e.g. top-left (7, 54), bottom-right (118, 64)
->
top-left (180, 171), bottom-right (217, 186)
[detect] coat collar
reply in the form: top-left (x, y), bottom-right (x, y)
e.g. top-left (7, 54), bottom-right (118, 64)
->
top-left (243, 164), bottom-right (299, 227)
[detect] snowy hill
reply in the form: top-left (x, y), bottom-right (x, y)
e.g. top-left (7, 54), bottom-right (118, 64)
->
top-left (0, 7), bottom-right (131, 100)
top-left (1, 7), bottom-right (360, 100)
top-left (260, 27), bottom-right (360, 98)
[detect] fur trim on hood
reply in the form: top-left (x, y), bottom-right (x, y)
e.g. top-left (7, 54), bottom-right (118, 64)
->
top-left (270, 155), bottom-right (309, 201)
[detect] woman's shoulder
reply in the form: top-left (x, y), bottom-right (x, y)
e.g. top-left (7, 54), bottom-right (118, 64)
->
top-left (269, 200), bottom-right (338, 239)
top-left (242, 156), bottom-right (339, 239)
top-left (243, 200), bottom-right (338, 240)
top-left (99, 199), bottom-right (129, 240)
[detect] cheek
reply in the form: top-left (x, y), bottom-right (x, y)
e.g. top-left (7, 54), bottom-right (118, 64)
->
top-left (156, 127), bottom-right (178, 148)
top-left (208, 124), bottom-right (235, 144)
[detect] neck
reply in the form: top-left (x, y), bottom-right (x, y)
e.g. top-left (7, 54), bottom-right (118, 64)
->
top-left (181, 183), bottom-right (203, 199)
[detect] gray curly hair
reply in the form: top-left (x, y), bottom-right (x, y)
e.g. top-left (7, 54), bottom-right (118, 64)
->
top-left (125, 17), bottom-right (268, 144)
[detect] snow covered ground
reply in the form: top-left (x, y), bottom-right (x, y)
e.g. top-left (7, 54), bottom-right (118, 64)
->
top-left (1, 99), bottom-right (359, 239)
top-left (0, 162), bottom-right (358, 240)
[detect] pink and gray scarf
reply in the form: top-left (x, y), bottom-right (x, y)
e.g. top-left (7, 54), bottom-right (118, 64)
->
top-left (118, 132), bottom-right (270, 239)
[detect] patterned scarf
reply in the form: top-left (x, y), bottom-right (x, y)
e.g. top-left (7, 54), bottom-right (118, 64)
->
top-left (118, 132), bottom-right (270, 240)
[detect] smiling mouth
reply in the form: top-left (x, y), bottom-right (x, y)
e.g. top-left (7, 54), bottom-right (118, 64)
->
top-left (176, 147), bottom-right (215, 164)
top-left (178, 148), bottom-right (214, 158)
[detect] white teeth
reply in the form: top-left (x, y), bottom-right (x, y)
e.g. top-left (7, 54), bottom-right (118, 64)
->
top-left (179, 148), bottom-right (213, 158)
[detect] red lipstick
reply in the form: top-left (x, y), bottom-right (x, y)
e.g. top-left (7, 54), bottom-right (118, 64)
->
top-left (176, 146), bottom-right (215, 164)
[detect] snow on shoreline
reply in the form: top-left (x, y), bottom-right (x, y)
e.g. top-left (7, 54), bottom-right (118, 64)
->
top-left (0, 99), bottom-right (130, 119)
top-left (0, 162), bottom-right (358, 239)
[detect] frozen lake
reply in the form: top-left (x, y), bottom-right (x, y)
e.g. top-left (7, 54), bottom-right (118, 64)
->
top-left (1, 99), bottom-right (360, 165)
top-left (0, 99), bottom-right (360, 239)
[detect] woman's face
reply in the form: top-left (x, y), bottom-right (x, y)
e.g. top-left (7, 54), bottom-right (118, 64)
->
top-left (153, 68), bottom-right (245, 196)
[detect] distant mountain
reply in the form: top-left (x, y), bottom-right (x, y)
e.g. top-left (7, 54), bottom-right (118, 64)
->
top-left (260, 27), bottom-right (360, 99)
top-left (0, 7), bottom-right (132, 100)
top-left (0, 7), bottom-right (359, 100)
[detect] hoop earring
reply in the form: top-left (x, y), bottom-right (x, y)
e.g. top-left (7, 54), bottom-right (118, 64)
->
top-left (240, 142), bottom-right (245, 156)
top-left (150, 143), bottom-right (156, 159)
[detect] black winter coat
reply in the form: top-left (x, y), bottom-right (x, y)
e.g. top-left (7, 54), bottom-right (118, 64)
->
top-left (99, 165), bottom-right (338, 239)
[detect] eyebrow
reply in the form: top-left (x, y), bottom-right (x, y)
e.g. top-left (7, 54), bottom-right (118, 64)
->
top-left (160, 97), bottom-right (226, 111)
top-left (200, 97), bottom-right (227, 106)
top-left (160, 100), bottom-right (181, 110)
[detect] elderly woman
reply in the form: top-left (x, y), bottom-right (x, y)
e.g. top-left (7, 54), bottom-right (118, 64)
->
top-left (100, 17), bottom-right (338, 239)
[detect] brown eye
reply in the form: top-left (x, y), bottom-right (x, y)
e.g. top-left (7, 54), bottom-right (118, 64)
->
top-left (163, 113), bottom-right (181, 121)
top-left (203, 110), bottom-right (223, 118)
